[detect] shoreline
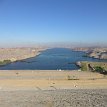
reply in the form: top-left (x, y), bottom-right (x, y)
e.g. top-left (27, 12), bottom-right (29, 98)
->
top-left (0, 48), bottom-right (47, 66)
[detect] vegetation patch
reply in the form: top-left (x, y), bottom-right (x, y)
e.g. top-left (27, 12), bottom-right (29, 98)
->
top-left (80, 61), bottom-right (107, 74)
top-left (94, 66), bottom-right (104, 73)
top-left (81, 62), bottom-right (88, 71)
top-left (94, 66), bottom-right (107, 74)
top-left (0, 60), bottom-right (11, 66)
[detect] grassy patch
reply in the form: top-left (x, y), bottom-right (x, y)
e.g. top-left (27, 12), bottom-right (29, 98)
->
top-left (81, 62), bottom-right (88, 71)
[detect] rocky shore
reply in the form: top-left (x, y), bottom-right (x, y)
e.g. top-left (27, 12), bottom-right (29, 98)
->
top-left (87, 51), bottom-right (107, 59)
top-left (72, 47), bottom-right (107, 59)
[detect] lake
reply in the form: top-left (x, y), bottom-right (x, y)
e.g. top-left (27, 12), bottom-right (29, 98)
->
top-left (0, 48), bottom-right (106, 70)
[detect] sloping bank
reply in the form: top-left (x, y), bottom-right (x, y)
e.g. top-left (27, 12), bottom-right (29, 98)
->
top-left (0, 48), bottom-right (46, 66)
top-left (76, 61), bottom-right (107, 74)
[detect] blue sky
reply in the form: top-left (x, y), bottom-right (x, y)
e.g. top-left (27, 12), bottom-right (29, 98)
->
top-left (0, 0), bottom-right (107, 47)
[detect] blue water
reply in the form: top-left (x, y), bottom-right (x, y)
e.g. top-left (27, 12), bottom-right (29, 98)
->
top-left (0, 48), bottom-right (107, 70)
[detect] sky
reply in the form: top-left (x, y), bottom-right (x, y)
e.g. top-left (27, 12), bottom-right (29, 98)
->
top-left (0, 0), bottom-right (107, 47)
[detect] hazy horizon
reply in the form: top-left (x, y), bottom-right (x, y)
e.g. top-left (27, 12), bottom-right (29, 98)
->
top-left (0, 0), bottom-right (107, 47)
top-left (0, 42), bottom-right (107, 48)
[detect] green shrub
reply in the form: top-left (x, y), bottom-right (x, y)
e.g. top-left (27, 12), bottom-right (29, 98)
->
top-left (94, 66), bottom-right (104, 73)
top-left (0, 60), bottom-right (11, 66)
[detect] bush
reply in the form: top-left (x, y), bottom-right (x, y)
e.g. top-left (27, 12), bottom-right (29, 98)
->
top-left (94, 66), bottom-right (104, 73)
top-left (0, 60), bottom-right (11, 66)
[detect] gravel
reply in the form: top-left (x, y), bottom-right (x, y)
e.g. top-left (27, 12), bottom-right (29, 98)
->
top-left (0, 89), bottom-right (107, 107)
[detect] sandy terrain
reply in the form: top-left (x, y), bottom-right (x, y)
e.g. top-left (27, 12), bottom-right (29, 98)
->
top-left (0, 48), bottom-right (45, 62)
top-left (0, 70), bottom-right (107, 107)
top-left (0, 70), bottom-right (107, 90)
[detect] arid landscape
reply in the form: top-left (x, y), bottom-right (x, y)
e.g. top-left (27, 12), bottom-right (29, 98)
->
top-left (0, 89), bottom-right (107, 107)
top-left (73, 47), bottom-right (107, 59)
top-left (0, 48), bottom-right (45, 62)
top-left (0, 70), bottom-right (107, 107)
top-left (0, 0), bottom-right (107, 106)
top-left (0, 70), bottom-right (107, 90)
top-left (0, 48), bottom-right (107, 106)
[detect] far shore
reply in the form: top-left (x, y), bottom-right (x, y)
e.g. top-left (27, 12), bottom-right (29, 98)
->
top-left (0, 48), bottom-right (47, 66)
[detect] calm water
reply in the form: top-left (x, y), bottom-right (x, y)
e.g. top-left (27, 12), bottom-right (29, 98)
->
top-left (0, 48), bottom-right (107, 70)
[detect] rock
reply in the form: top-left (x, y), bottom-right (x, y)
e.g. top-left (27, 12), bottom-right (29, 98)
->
top-left (100, 52), bottom-right (107, 59)
top-left (76, 61), bottom-right (82, 67)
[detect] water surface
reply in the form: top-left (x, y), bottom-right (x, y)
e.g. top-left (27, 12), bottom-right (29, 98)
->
top-left (0, 48), bottom-right (106, 70)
